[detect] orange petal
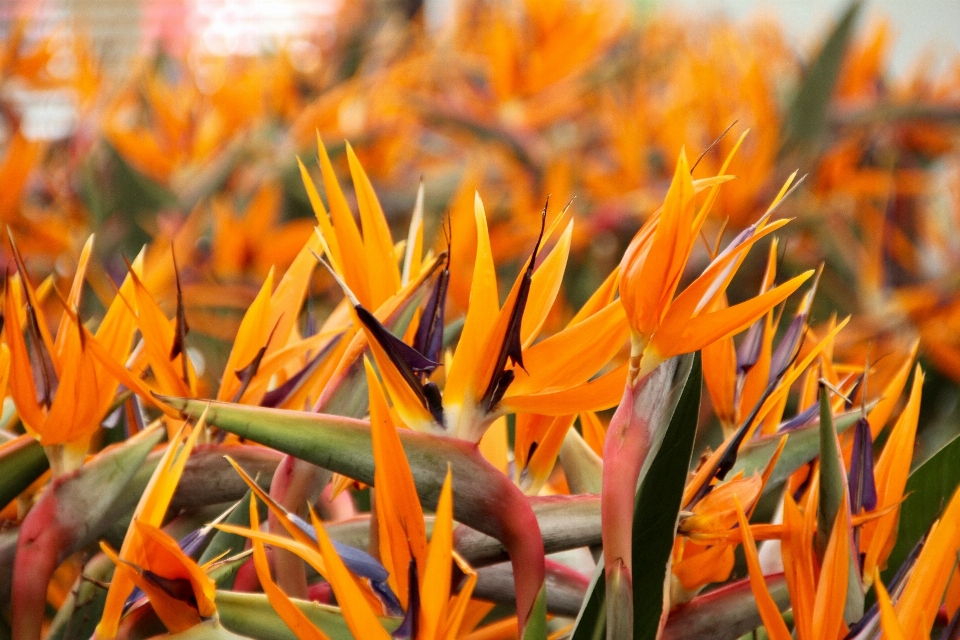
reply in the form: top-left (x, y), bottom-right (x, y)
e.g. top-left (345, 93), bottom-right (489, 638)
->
top-left (443, 193), bottom-right (499, 416)
top-left (317, 135), bottom-right (370, 307)
top-left (248, 494), bottom-right (331, 640)
top-left (218, 269), bottom-right (275, 402)
top-left (309, 507), bottom-right (392, 639)
top-left (811, 494), bottom-right (850, 640)
top-left (873, 568), bottom-right (906, 640)
top-left (366, 358), bottom-right (428, 608)
top-left (346, 143), bottom-right (400, 308)
top-left (420, 466), bottom-right (454, 640)
top-left (862, 366), bottom-right (923, 579)
top-left (733, 495), bottom-right (792, 640)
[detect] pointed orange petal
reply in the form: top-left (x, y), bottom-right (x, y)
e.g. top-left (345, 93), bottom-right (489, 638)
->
top-left (366, 358), bottom-right (428, 607)
top-left (4, 281), bottom-right (45, 433)
top-left (862, 365), bottom-right (923, 579)
top-left (733, 495), bottom-right (792, 640)
top-left (223, 456), bottom-right (323, 550)
top-left (420, 466), bottom-right (454, 640)
top-left (134, 522), bottom-right (216, 618)
top-left (444, 193), bottom-right (499, 412)
top-left (507, 299), bottom-right (628, 397)
top-left (811, 495), bottom-right (850, 640)
top-left (873, 569), bottom-right (906, 640)
top-left (362, 332), bottom-right (438, 432)
top-left (867, 341), bottom-right (919, 438)
top-left (346, 143), bottom-right (400, 308)
top-left (654, 271), bottom-right (812, 364)
top-left (300, 157), bottom-right (344, 274)
top-left (523, 414), bottom-right (576, 494)
top-left (97, 418), bottom-right (204, 639)
top-left (579, 411), bottom-right (607, 457)
top-left (249, 494), bottom-right (331, 640)
top-left (439, 551), bottom-right (477, 640)
top-left (894, 459), bottom-right (960, 635)
top-left (569, 265), bottom-right (620, 326)
top-left (317, 136), bottom-right (370, 307)
top-left (520, 220), bottom-right (573, 346)
top-left (477, 416), bottom-right (510, 475)
top-left (781, 492), bottom-right (815, 640)
top-left (219, 269), bottom-right (275, 402)
top-left (269, 234), bottom-right (322, 349)
top-left (55, 234), bottom-right (94, 353)
top-left (502, 362), bottom-right (628, 415)
top-left (309, 507), bottom-right (392, 639)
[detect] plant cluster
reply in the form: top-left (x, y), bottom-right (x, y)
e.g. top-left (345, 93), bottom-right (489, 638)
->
top-left (2, 1), bottom-right (960, 639)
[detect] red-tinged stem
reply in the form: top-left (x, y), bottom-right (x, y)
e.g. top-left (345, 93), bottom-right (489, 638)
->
top-left (601, 360), bottom-right (678, 640)
top-left (12, 480), bottom-right (71, 640)
top-left (602, 381), bottom-right (647, 585)
top-left (269, 455), bottom-right (327, 599)
top-left (317, 481), bottom-right (356, 521)
top-left (481, 459), bottom-right (546, 634)
top-left (663, 574), bottom-right (788, 640)
top-left (232, 555), bottom-right (260, 592)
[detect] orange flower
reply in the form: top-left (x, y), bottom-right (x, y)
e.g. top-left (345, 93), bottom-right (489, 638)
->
top-left (5, 236), bottom-right (139, 474)
top-left (620, 146), bottom-right (813, 382)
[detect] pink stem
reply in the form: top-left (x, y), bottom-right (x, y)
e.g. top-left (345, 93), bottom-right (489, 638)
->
top-left (12, 482), bottom-right (70, 640)
top-left (269, 454), bottom-right (326, 599)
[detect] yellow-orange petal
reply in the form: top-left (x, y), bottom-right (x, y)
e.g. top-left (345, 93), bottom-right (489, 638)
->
top-left (420, 466), bottom-right (454, 640)
top-left (248, 495), bottom-right (331, 640)
top-left (734, 495), bottom-right (792, 640)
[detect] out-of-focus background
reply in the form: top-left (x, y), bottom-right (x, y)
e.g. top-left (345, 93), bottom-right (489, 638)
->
top-left (1, 0), bottom-right (960, 461)
top-left (4, 0), bottom-right (958, 74)
top-left (2, 0), bottom-right (957, 140)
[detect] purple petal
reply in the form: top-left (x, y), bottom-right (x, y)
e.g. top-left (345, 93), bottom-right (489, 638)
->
top-left (736, 320), bottom-right (765, 376)
top-left (848, 417), bottom-right (877, 513)
top-left (393, 561), bottom-right (420, 638)
top-left (777, 403), bottom-right (819, 432)
top-left (769, 313), bottom-right (806, 383)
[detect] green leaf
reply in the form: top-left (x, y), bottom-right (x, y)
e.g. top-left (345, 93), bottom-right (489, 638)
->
top-left (41, 425), bottom-right (164, 544)
top-left (731, 409), bottom-right (861, 489)
top-left (6, 426), bottom-right (164, 631)
top-left (817, 385), bottom-right (846, 553)
top-left (216, 590), bottom-right (399, 640)
top-left (571, 554), bottom-right (606, 640)
top-left (780, 0), bottom-right (863, 155)
top-left (633, 353), bottom-right (700, 640)
top-left (0, 435), bottom-right (48, 512)
top-left (200, 491), bottom-right (263, 589)
top-left (816, 386), bottom-right (863, 624)
top-left (882, 431), bottom-right (960, 586)
top-left (161, 620), bottom-right (252, 640)
top-left (45, 553), bottom-right (115, 640)
top-left (455, 494), bottom-right (601, 567)
top-left (521, 585), bottom-right (548, 640)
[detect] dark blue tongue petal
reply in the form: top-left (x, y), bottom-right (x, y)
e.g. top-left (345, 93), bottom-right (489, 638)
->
top-left (393, 561), bottom-right (420, 639)
top-left (848, 416), bottom-right (878, 513)
top-left (413, 265), bottom-right (449, 369)
top-left (778, 403), bottom-right (819, 432)
top-left (287, 513), bottom-right (403, 614)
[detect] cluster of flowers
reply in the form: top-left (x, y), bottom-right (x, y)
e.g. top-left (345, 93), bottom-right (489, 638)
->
top-left (0, 0), bottom-right (959, 638)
